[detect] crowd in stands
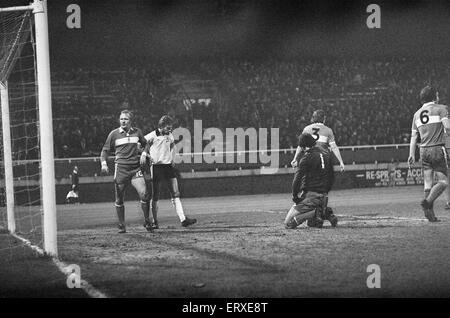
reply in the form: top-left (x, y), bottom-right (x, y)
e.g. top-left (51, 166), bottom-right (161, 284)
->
top-left (26, 57), bottom-right (449, 158)
top-left (202, 58), bottom-right (448, 148)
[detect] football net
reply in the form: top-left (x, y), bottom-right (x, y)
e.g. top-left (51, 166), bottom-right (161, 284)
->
top-left (0, 3), bottom-right (57, 257)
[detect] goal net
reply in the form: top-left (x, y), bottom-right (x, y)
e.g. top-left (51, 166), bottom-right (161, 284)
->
top-left (0, 2), bottom-right (57, 257)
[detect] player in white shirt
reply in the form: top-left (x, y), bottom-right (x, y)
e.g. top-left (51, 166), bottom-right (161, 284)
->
top-left (291, 109), bottom-right (345, 171)
top-left (141, 115), bottom-right (197, 228)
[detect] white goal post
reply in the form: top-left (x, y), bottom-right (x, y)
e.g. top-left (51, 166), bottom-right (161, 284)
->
top-left (0, 0), bottom-right (57, 256)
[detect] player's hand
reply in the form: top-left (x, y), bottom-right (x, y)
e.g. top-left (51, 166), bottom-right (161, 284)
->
top-left (291, 159), bottom-right (298, 168)
top-left (140, 152), bottom-right (148, 166)
top-left (408, 155), bottom-right (415, 167)
top-left (340, 163), bottom-right (345, 172)
top-left (101, 162), bottom-right (109, 174)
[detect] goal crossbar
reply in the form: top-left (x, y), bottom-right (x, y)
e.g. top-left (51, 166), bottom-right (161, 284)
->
top-left (0, 5), bottom-right (33, 13)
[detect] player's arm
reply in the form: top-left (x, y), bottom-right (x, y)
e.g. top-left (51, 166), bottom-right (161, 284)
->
top-left (141, 133), bottom-right (154, 165)
top-left (170, 135), bottom-right (176, 165)
top-left (100, 132), bottom-right (114, 174)
top-left (291, 146), bottom-right (304, 168)
top-left (138, 130), bottom-right (150, 165)
top-left (328, 130), bottom-right (344, 172)
top-left (291, 129), bottom-right (306, 168)
top-left (408, 117), bottom-right (419, 166)
top-left (329, 142), bottom-right (345, 172)
top-left (296, 153), bottom-right (309, 179)
top-left (326, 154), bottom-right (335, 192)
top-left (441, 106), bottom-right (450, 136)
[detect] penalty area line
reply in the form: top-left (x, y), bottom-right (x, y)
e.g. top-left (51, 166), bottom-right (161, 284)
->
top-left (257, 210), bottom-right (430, 222)
top-left (5, 229), bottom-right (108, 298)
top-left (336, 215), bottom-right (428, 222)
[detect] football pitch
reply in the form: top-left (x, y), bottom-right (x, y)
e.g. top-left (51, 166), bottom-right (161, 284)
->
top-left (1, 185), bottom-right (450, 298)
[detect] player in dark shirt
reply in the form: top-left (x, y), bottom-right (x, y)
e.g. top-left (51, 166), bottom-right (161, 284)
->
top-left (100, 110), bottom-right (153, 233)
top-left (284, 133), bottom-right (337, 229)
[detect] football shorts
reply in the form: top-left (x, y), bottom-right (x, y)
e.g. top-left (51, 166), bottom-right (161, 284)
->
top-left (114, 163), bottom-right (144, 184)
top-left (420, 146), bottom-right (448, 175)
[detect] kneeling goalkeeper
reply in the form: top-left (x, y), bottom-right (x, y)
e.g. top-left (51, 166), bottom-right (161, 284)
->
top-left (284, 133), bottom-right (338, 229)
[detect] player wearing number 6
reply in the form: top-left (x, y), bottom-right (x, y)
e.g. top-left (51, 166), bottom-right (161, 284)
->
top-left (408, 86), bottom-right (450, 222)
top-left (100, 110), bottom-right (154, 233)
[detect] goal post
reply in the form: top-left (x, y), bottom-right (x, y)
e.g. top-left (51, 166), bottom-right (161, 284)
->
top-left (1, 81), bottom-right (15, 234)
top-left (33, 0), bottom-right (57, 256)
top-left (0, 0), bottom-right (57, 256)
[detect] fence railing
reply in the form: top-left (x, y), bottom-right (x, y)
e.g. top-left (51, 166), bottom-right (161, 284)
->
top-left (0, 144), bottom-right (412, 180)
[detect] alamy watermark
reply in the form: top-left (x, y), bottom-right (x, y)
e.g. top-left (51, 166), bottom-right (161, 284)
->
top-left (66, 264), bottom-right (81, 288)
top-left (172, 120), bottom-right (280, 174)
top-left (366, 264), bottom-right (381, 289)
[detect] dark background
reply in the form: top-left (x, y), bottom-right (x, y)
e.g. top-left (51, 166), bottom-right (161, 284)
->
top-left (3, 0), bottom-right (450, 66)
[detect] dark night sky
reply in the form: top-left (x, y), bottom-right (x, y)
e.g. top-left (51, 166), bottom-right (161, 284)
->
top-left (2, 0), bottom-right (450, 65)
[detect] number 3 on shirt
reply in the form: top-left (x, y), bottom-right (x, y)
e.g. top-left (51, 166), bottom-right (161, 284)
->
top-left (312, 128), bottom-right (320, 141)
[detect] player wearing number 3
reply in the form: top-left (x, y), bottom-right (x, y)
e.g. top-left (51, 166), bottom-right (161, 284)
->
top-left (409, 86), bottom-right (450, 222)
top-left (100, 110), bottom-right (153, 233)
top-left (291, 109), bottom-right (345, 172)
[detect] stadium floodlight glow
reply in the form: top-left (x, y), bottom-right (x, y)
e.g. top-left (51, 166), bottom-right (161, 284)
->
top-left (0, 0), bottom-right (57, 256)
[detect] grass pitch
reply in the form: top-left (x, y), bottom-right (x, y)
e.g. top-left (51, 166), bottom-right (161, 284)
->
top-left (2, 186), bottom-right (450, 297)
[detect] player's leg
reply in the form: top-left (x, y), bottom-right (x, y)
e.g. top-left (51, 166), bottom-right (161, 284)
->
top-left (423, 169), bottom-right (447, 222)
top-left (446, 171), bottom-right (450, 209)
top-left (73, 185), bottom-right (80, 203)
top-left (422, 170), bottom-right (445, 222)
top-left (167, 174), bottom-right (197, 227)
top-left (445, 148), bottom-right (450, 209)
top-left (130, 170), bottom-right (153, 232)
top-left (114, 182), bottom-right (127, 233)
top-left (419, 148), bottom-right (436, 221)
top-left (285, 204), bottom-right (316, 229)
top-left (284, 193), bottom-right (322, 229)
top-left (114, 164), bottom-right (133, 233)
top-left (151, 178), bottom-right (161, 229)
top-left (427, 171), bottom-right (448, 202)
top-left (309, 194), bottom-right (337, 227)
top-left (421, 147), bottom-right (447, 222)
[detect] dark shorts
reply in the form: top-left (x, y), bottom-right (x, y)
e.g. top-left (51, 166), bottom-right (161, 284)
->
top-left (420, 146), bottom-right (448, 175)
top-left (152, 164), bottom-right (177, 183)
top-left (114, 163), bottom-right (144, 184)
top-left (284, 191), bottom-right (327, 228)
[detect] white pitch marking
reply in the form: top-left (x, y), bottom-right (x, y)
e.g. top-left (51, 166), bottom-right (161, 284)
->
top-left (336, 215), bottom-right (428, 222)
top-left (9, 232), bottom-right (108, 298)
top-left (259, 210), bottom-right (430, 222)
